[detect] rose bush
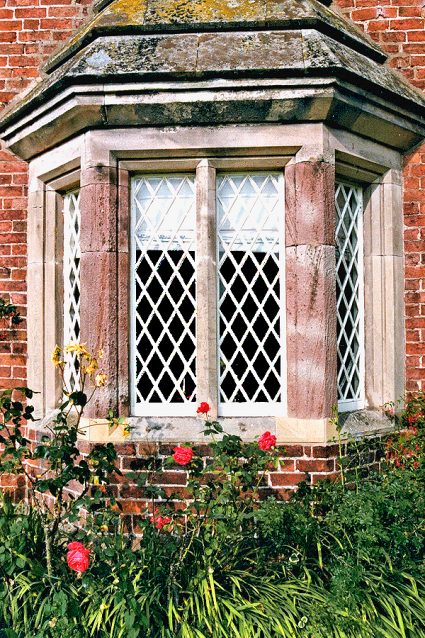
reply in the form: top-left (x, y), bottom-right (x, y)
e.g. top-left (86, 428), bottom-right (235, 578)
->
top-left (196, 401), bottom-right (210, 414)
top-left (0, 351), bottom-right (424, 637)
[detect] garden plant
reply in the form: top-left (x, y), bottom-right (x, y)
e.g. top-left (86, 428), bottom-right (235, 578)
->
top-left (0, 345), bottom-right (423, 637)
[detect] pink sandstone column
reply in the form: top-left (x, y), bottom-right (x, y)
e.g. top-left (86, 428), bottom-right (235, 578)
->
top-left (285, 158), bottom-right (338, 420)
top-left (79, 164), bottom-right (119, 417)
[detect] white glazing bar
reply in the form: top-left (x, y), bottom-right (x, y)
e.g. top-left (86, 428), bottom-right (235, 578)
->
top-left (335, 181), bottom-right (365, 412)
top-left (131, 174), bottom-right (197, 416)
top-left (217, 172), bottom-right (285, 417)
top-left (63, 190), bottom-right (81, 392)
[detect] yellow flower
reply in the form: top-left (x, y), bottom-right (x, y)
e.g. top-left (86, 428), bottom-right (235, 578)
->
top-left (123, 427), bottom-right (131, 439)
top-left (64, 342), bottom-right (90, 358)
top-left (51, 345), bottom-right (62, 366)
top-left (98, 349), bottom-right (104, 359)
top-left (85, 358), bottom-right (98, 375)
top-left (95, 373), bottom-right (107, 387)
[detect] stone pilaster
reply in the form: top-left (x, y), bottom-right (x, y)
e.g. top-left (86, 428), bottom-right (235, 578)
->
top-left (80, 165), bottom-right (119, 417)
top-left (284, 156), bottom-right (337, 426)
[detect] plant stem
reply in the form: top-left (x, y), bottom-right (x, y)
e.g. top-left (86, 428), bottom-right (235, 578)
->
top-left (44, 522), bottom-right (53, 577)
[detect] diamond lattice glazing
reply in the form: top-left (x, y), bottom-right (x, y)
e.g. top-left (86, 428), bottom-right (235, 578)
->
top-left (217, 173), bottom-right (284, 414)
top-left (335, 182), bottom-right (364, 409)
top-left (131, 175), bottom-right (197, 414)
top-left (63, 190), bottom-right (81, 392)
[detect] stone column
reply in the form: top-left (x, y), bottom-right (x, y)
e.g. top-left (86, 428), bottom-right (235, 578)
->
top-left (26, 169), bottom-right (45, 418)
top-left (80, 164), bottom-right (119, 417)
top-left (363, 168), bottom-right (404, 408)
top-left (280, 152), bottom-right (337, 442)
top-left (195, 160), bottom-right (218, 417)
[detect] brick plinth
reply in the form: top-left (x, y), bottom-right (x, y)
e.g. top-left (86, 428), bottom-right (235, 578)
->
top-left (85, 440), bottom-right (383, 536)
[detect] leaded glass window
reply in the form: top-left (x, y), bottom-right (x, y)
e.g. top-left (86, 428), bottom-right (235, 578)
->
top-left (131, 175), bottom-right (197, 416)
top-left (63, 190), bottom-right (81, 392)
top-left (130, 170), bottom-right (285, 417)
top-left (217, 173), bottom-right (285, 416)
top-left (335, 181), bottom-right (365, 412)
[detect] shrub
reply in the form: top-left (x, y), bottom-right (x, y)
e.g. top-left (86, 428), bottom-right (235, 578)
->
top-left (0, 353), bottom-right (424, 637)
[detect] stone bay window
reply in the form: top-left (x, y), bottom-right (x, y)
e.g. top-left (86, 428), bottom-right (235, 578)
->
top-left (1, 0), bottom-right (425, 445)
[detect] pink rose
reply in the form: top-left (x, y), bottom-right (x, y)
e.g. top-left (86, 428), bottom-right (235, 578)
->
top-left (196, 402), bottom-right (210, 415)
top-left (173, 446), bottom-right (194, 466)
top-left (258, 431), bottom-right (277, 451)
top-left (67, 541), bottom-right (90, 573)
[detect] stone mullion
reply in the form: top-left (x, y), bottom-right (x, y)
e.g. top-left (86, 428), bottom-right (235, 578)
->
top-left (363, 169), bottom-right (404, 408)
top-left (195, 160), bottom-right (218, 418)
top-left (27, 170), bottom-right (46, 418)
top-left (117, 168), bottom-right (130, 416)
top-left (79, 165), bottom-right (119, 418)
top-left (283, 154), bottom-right (337, 440)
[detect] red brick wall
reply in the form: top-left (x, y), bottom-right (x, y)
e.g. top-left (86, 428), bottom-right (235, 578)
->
top-left (0, 0), bottom-right (94, 389)
top-left (335, 0), bottom-right (425, 394)
top-left (0, 0), bottom-right (425, 396)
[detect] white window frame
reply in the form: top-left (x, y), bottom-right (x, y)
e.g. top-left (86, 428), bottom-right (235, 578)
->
top-left (63, 189), bottom-right (81, 392)
top-left (129, 166), bottom-right (286, 418)
top-left (216, 171), bottom-right (286, 418)
top-left (335, 180), bottom-right (365, 413)
top-left (130, 173), bottom-right (197, 417)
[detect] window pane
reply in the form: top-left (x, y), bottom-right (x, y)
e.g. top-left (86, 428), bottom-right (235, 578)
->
top-left (335, 182), bottom-right (364, 410)
top-left (63, 190), bottom-right (81, 392)
top-left (217, 173), bottom-right (284, 413)
top-left (131, 175), bottom-right (196, 413)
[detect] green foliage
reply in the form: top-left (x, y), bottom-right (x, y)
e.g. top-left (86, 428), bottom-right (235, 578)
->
top-left (0, 374), bottom-right (424, 636)
top-left (0, 298), bottom-right (22, 327)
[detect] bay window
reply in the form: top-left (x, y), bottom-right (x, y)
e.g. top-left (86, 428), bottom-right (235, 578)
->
top-left (130, 170), bottom-right (285, 417)
top-left (22, 124), bottom-right (406, 443)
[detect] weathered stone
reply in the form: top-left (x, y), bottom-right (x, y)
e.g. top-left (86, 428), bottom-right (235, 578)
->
top-left (196, 31), bottom-right (304, 73)
top-left (340, 410), bottom-right (394, 438)
top-left (79, 163), bottom-right (121, 416)
top-left (44, 0), bottom-right (384, 73)
top-left (80, 168), bottom-right (118, 253)
top-left (285, 160), bottom-right (335, 247)
top-left (286, 244), bottom-right (337, 419)
top-left (80, 252), bottom-right (118, 416)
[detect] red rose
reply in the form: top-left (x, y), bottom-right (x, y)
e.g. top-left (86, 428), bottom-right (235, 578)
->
top-left (258, 431), bottom-right (277, 451)
top-left (151, 512), bottom-right (172, 530)
top-left (67, 541), bottom-right (90, 573)
top-left (196, 402), bottom-right (210, 415)
top-left (407, 412), bottom-right (421, 426)
top-left (173, 446), bottom-right (194, 466)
